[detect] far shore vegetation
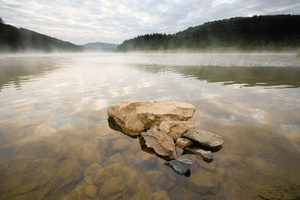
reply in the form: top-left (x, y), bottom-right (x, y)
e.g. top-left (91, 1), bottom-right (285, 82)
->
top-left (117, 15), bottom-right (300, 53)
top-left (1, 15), bottom-right (300, 54)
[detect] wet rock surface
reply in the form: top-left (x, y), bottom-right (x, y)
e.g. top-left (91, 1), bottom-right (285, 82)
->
top-left (165, 158), bottom-right (192, 175)
top-left (176, 138), bottom-right (193, 149)
top-left (141, 125), bottom-right (178, 159)
top-left (107, 100), bottom-right (196, 137)
top-left (183, 129), bottom-right (224, 149)
top-left (185, 147), bottom-right (213, 162)
top-left (107, 100), bottom-right (224, 173)
top-left (159, 121), bottom-right (195, 140)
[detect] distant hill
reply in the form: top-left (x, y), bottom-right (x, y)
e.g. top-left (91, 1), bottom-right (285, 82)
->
top-left (0, 23), bottom-right (83, 53)
top-left (83, 42), bottom-right (118, 51)
top-left (117, 15), bottom-right (300, 51)
top-left (0, 21), bottom-right (118, 53)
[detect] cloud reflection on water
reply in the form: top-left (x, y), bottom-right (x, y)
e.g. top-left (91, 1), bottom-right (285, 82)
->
top-left (0, 56), bottom-right (64, 91)
top-left (0, 53), bottom-right (300, 199)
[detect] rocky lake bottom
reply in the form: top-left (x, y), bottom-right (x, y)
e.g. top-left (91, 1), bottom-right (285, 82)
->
top-left (0, 53), bottom-right (300, 199)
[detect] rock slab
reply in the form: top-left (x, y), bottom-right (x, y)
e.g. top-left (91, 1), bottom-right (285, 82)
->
top-left (183, 129), bottom-right (224, 149)
top-left (107, 100), bottom-right (196, 137)
top-left (141, 126), bottom-right (178, 159)
top-left (165, 158), bottom-right (192, 175)
top-left (159, 121), bottom-right (195, 140)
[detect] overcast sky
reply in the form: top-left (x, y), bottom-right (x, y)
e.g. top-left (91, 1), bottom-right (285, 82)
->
top-left (1, 0), bottom-right (299, 45)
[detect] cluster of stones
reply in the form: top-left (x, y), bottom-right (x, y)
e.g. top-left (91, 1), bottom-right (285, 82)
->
top-left (107, 100), bottom-right (224, 174)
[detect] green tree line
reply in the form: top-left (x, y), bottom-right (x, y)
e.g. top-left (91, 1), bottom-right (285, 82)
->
top-left (117, 15), bottom-right (300, 51)
top-left (0, 20), bottom-right (82, 53)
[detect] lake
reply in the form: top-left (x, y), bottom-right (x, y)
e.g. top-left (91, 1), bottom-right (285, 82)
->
top-left (0, 53), bottom-right (300, 200)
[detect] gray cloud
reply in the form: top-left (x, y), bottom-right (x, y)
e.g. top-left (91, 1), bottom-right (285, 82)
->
top-left (0, 0), bottom-right (299, 44)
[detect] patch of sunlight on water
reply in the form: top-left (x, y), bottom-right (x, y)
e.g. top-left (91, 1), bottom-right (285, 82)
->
top-left (0, 53), bottom-right (300, 199)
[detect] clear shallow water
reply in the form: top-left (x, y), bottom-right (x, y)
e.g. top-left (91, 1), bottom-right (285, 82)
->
top-left (0, 53), bottom-right (300, 199)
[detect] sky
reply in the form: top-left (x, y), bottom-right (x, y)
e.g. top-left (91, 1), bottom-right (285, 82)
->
top-left (0, 0), bottom-right (299, 45)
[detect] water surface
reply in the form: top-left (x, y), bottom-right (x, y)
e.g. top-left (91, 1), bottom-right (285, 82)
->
top-left (0, 53), bottom-right (300, 199)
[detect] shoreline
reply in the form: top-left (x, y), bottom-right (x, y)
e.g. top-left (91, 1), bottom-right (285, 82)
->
top-left (1, 49), bottom-right (300, 57)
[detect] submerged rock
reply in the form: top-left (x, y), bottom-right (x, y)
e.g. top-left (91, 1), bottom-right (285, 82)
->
top-left (141, 125), bottom-right (178, 160)
top-left (107, 99), bottom-right (196, 137)
top-left (146, 170), bottom-right (167, 187)
top-left (188, 170), bottom-right (216, 194)
top-left (122, 166), bottom-right (139, 194)
top-left (165, 158), bottom-right (192, 175)
top-left (98, 177), bottom-right (124, 198)
top-left (84, 184), bottom-right (97, 198)
top-left (152, 191), bottom-right (170, 200)
top-left (183, 129), bottom-right (224, 149)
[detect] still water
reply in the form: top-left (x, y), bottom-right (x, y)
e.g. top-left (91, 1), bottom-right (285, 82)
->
top-left (0, 53), bottom-right (300, 199)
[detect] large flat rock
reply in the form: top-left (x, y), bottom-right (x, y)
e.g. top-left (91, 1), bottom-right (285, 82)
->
top-left (107, 100), bottom-right (196, 137)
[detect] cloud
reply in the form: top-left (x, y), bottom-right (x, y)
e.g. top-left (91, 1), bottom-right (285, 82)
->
top-left (0, 0), bottom-right (299, 44)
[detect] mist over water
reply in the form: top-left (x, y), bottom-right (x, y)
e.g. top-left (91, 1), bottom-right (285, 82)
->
top-left (0, 53), bottom-right (300, 199)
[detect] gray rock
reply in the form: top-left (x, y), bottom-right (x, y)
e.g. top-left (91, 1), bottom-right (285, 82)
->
top-left (183, 129), bottom-right (224, 149)
top-left (185, 147), bottom-right (213, 162)
top-left (165, 158), bottom-right (192, 175)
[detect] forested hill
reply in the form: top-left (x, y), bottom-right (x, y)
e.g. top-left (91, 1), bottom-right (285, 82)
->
top-left (83, 42), bottom-right (119, 51)
top-left (117, 15), bottom-right (300, 51)
top-left (0, 22), bottom-right (82, 53)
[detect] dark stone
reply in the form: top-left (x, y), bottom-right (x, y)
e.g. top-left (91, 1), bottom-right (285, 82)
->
top-left (165, 158), bottom-right (192, 175)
